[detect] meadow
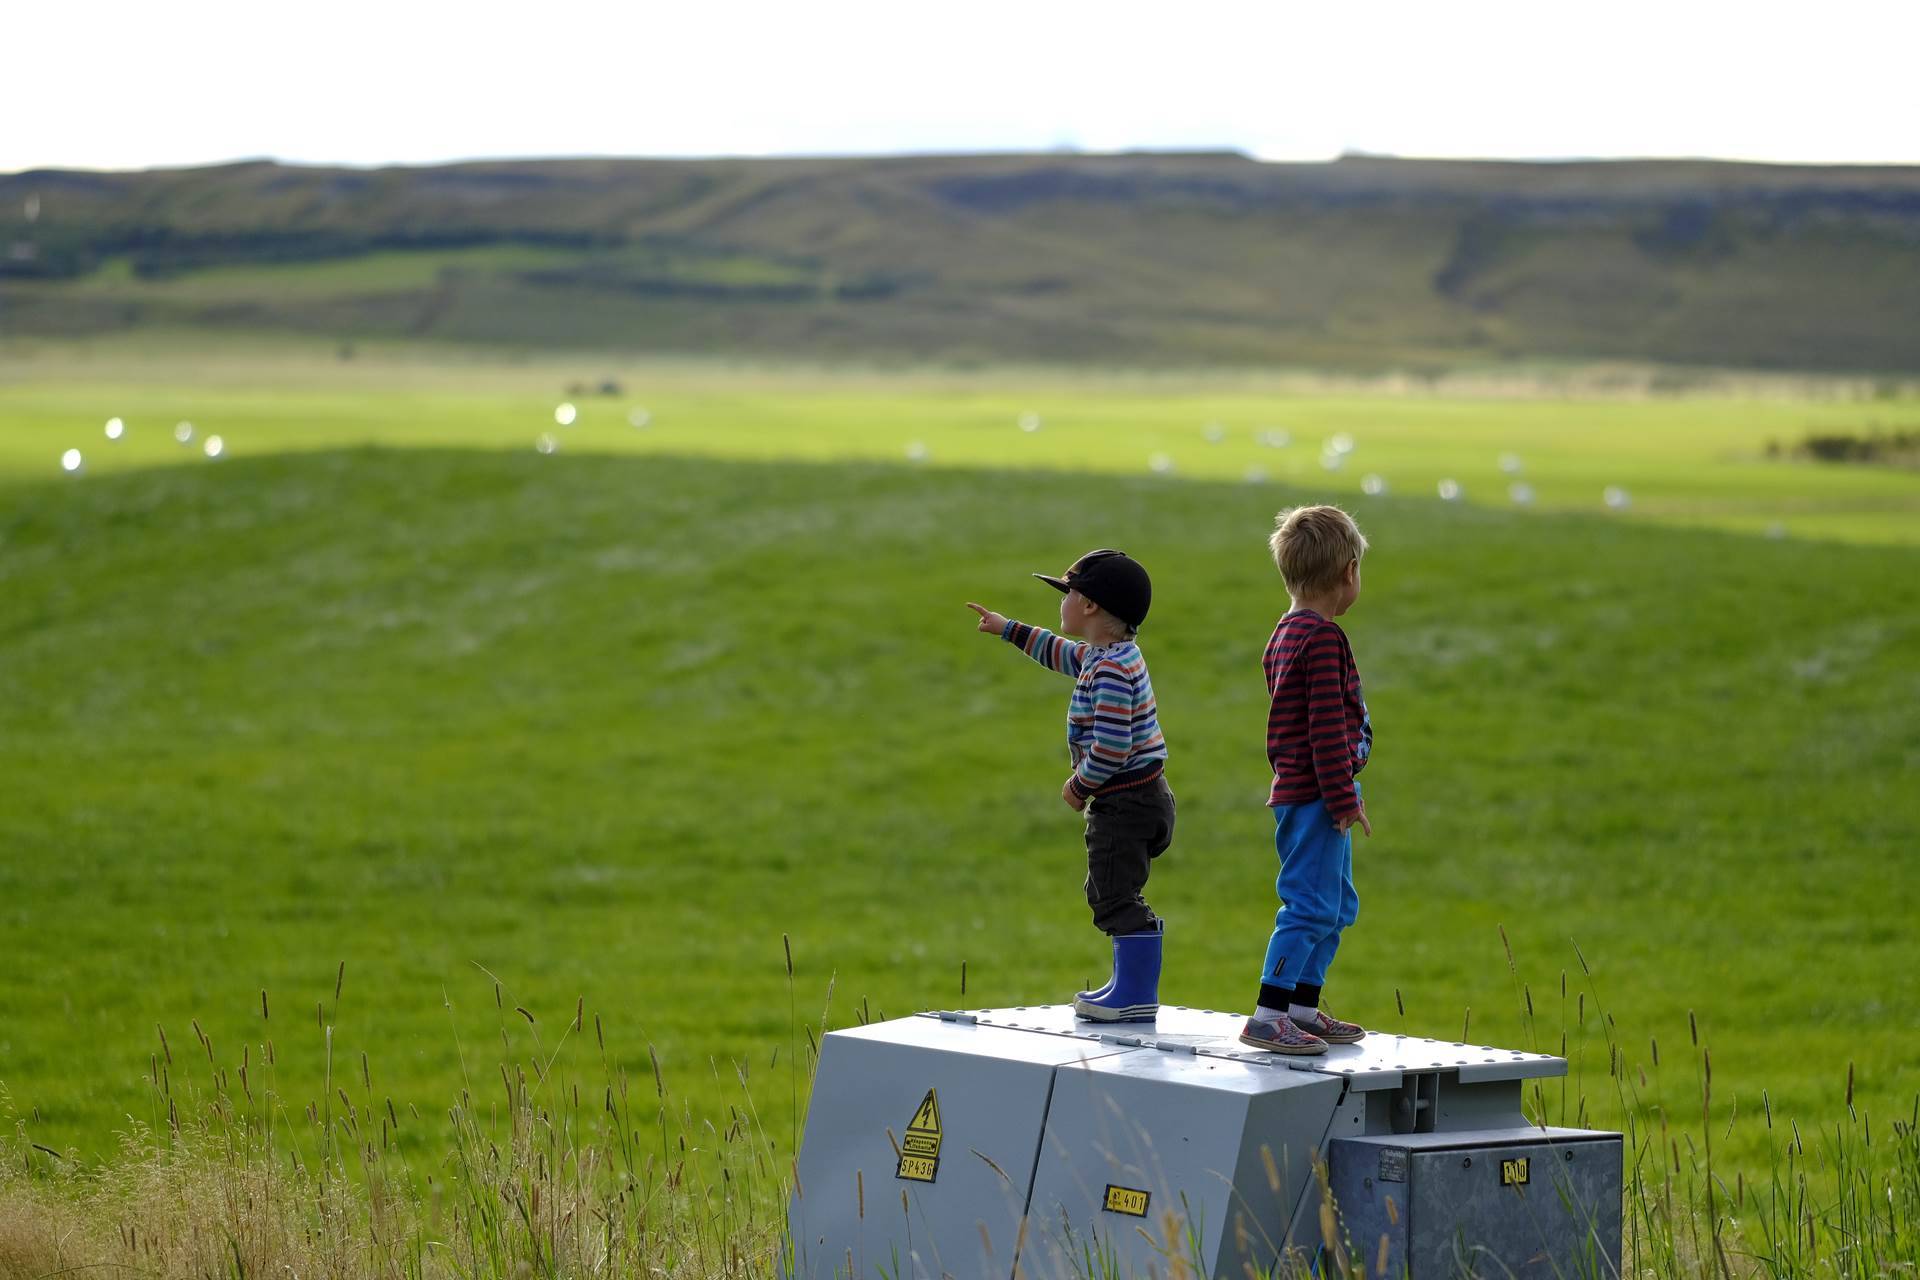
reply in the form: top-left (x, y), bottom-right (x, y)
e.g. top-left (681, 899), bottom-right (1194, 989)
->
top-left (4, 337), bottom-right (1918, 545)
top-left (0, 342), bottom-right (1917, 1274)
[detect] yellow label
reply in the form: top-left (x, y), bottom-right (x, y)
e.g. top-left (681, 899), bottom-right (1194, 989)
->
top-left (1103, 1184), bottom-right (1151, 1216)
top-left (1501, 1157), bottom-right (1530, 1187)
top-left (895, 1089), bottom-right (943, 1183)
top-left (897, 1155), bottom-right (938, 1182)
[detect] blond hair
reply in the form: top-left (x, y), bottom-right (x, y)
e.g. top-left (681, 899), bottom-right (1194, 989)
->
top-left (1269, 505), bottom-right (1368, 594)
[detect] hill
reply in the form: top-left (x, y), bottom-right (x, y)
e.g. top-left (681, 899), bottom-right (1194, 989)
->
top-left (5, 152), bottom-right (1920, 373)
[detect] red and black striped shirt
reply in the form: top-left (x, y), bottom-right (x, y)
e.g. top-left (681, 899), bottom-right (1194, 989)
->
top-left (1265, 609), bottom-right (1372, 819)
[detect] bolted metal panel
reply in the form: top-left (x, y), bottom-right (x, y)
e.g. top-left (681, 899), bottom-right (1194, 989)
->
top-left (786, 1017), bottom-right (1135, 1279)
top-left (954, 1007), bottom-right (1565, 1092)
top-left (1328, 1129), bottom-right (1623, 1279)
top-left (1020, 1045), bottom-right (1343, 1278)
top-left (1314, 1033), bottom-right (1568, 1092)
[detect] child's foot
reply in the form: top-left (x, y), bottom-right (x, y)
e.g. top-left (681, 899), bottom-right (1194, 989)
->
top-left (1237, 1016), bottom-right (1327, 1055)
top-left (1290, 1008), bottom-right (1365, 1043)
top-left (1072, 925), bottom-right (1162, 1023)
top-left (1073, 995), bottom-right (1157, 1023)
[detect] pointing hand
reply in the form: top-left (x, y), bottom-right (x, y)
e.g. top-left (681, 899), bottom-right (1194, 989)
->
top-left (966, 602), bottom-right (1008, 634)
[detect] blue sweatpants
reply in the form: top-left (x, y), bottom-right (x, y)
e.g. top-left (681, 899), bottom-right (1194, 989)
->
top-left (1259, 790), bottom-right (1360, 990)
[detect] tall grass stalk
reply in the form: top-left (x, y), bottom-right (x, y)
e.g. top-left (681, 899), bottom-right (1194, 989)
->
top-left (0, 971), bottom-right (821, 1280)
top-left (1534, 938), bottom-right (1919, 1280)
top-left (2, 944), bottom-right (1914, 1279)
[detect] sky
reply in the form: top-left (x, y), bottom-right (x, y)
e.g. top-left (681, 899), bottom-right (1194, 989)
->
top-left (8, 0), bottom-right (1917, 173)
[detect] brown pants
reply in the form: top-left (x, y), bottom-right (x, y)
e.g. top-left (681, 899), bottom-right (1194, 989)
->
top-left (1083, 776), bottom-right (1176, 935)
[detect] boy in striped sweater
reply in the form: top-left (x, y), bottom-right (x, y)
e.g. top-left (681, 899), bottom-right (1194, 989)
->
top-left (1239, 506), bottom-right (1375, 1057)
top-left (966, 549), bottom-right (1174, 1022)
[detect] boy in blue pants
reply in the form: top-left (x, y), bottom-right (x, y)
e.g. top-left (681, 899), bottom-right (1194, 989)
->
top-left (1239, 507), bottom-right (1374, 1056)
top-left (967, 548), bottom-right (1174, 1022)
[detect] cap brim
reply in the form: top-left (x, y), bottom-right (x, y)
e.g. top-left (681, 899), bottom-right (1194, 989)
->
top-left (1031, 573), bottom-right (1071, 593)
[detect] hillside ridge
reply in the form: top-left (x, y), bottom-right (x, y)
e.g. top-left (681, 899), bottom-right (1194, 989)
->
top-left (5, 153), bottom-right (1918, 372)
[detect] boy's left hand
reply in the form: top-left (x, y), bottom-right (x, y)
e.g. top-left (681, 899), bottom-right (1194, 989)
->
top-left (1061, 776), bottom-right (1086, 811)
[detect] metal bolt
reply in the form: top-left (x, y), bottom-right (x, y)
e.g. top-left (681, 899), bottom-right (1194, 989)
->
top-left (1462, 1157), bottom-right (1472, 1168)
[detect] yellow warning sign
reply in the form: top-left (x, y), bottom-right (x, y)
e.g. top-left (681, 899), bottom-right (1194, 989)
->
top-left (1501, 1157), bottom-right (1530, 1187)
top-left (1103, 1184), bottom-right (1151, 1216)
top-left (895, 1088), bottom-right (942, 1183)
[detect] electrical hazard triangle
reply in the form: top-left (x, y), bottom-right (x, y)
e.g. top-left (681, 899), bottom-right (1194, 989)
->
top-left (895, 1088), bottom-right (943, 1183)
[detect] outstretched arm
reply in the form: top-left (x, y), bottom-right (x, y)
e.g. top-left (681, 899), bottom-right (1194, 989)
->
top-left (965, 602), bottom-right (1086, 676)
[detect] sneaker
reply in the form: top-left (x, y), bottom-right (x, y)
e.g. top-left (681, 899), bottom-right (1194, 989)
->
top-left (1237, 1016), bottom-right (1327, 1056)
top-left (1290, 1008), bottom-right (1365, 1044)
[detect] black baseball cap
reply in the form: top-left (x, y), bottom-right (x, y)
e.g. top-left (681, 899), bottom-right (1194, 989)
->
top-left (1033, 548), bottom-right (1152, 629)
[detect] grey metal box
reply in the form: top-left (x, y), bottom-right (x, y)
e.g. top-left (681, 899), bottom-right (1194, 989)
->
top-left (1328, 1129), bottom-right (1622, 1279)
top-left (788, 1007), bottom-right (1612, 1279)
top-left (787, 1014), bottom-right (1135, 1279)
top-left (1021, 1036), bottom-right (1342, 1278)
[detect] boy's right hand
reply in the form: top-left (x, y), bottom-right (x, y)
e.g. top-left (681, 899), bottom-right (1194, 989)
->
top-left (966, 602), bottom-right (1008, 635)
top-left (1336, 802), bottom-right (1372, 837)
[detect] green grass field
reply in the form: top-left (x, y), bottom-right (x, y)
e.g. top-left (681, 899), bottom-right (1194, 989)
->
top-left (4, 340), bottom-right (1917, 545)
top-left (1, 345), bottom-right (1916, 1191)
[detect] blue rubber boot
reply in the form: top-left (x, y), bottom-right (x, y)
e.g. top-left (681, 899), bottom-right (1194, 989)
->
top-left (1072, 923), bottom-right (1162, 1022)
top-left (1074, 936), bottom-right (1121, 1005)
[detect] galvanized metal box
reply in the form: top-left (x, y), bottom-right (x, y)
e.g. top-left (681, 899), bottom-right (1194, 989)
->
top-left (786, 1013), bottom-right (1134, 1279)
top-left (1021, 1037), bottom-right (1343, 1278)
top-left (1328, 1129), bottom-right (1623, 1279)
top-left (788, 1007), bottom-right (1615, 1280)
